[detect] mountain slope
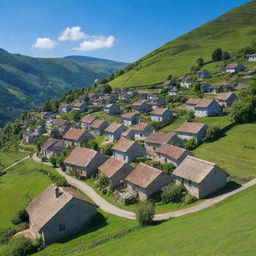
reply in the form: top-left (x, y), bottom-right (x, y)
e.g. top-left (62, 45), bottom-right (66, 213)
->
top-left (110, 0), bottom-right (256, 88)
top-left (0, 49), bottom-right (126, 127)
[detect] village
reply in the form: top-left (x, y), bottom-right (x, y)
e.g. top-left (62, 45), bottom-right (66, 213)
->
top-left (16, 56), bottom-right (256, 247)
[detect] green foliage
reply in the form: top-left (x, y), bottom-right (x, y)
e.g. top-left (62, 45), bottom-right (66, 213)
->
top-left (0, 228), bottom-right (17, 245)
top-left (100, 143), bottom-right (113, 156)
top-left (49, 154), bottom-right (57, 168)
top-left (205, 126), bottom-right (223, 142)
top-left (135, 200), bottom-right (155, 225)
top-left (212, 48), bottom-right (223, 61)
top-left (196, 58), bottom-right (204, 67)
top-left (160, 163), bottom-right (176, 174)
top-left (184, 137), bottom-right (197, 150)
top-left (102, 84), bottom-right (112, 94)
top-left (53, 176), bottom-right (68, 187)
top-left (96, 175), bottom-right (109, 191)
top-left (11, 209), bottom-right (29, 225)
top-left (161, 184), bottom-right (187, 204)
top-left (222, 51), bottom-right (231, 60)
top-left (86, 139), bottom-right (99, 151)
top-left (182, 194), bottom-right (197, 204)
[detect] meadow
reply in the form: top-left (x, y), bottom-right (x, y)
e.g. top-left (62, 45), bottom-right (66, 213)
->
top-left (0, 150), bottom-right (27, 172)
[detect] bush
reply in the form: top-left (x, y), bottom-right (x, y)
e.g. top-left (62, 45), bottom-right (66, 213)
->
top-left (135, 200), bottom-right (155, 225)
top-left (161, 184), bottom-right (187, 204)
top-left (11, 209), bottom-right (29, 225)
top-left (205, 126), bottom-right (223, 142)
top-left (6, 235), bottom-right (35, 256)
top-left (184, 137), bottom-right (197, 150)
top-left (53, 176), bottom-right (69, 187)
top-left (49, 154), bottom-right (57, 168)
top-left (96, 175), bottom-right (109, 190)
top-left (0, 228), bottom-right (17, 245)
top-left (100, 143), bottom-right (113, 156)
top-left (86, 139), bottom-right (99, 151)
top-left (182, 194), bottom-right (197, 204)
top-left (160, 163), bottom-right (176, 174)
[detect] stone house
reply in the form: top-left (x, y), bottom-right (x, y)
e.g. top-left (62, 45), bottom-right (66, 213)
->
top-left (104, 103), bottom-right (121, 116)
top-left (121, 128), bottom-right (135, 139)
top-left (185, 98), bottom-right (202, 111)
top-left (121, 113), bottom-right (139, 126)
top-left (81, 115), bottom-right (98, 129)
top-left (151, 108), bottom-right (172, 122)
top-left (162, 80), bottom-right (174, 89)
top-left (172, 156), bottom-right (227, 199)
top-left (180, 76), bottom-right (193, 88)
top-left (131, 100), bottom-right (151, 113)
top-left (216, 92), bottom-right (237, 107)
top-left (137, 90), bottom-right (152, 100)
top-left (224, 63), bottom-right (247, 73)
top-left (98, 157), bottom-right (134, 187)
top-left (71, 102), bottom-right (89, 112)
top-left (23, 131), bottom-right (39, 143)
top-left (49, 119), bottom-right (71, 138)
top-left (63, 128), bottom-right (94, 147)
top-left (155, 144), bottom-right (191, 166)
top-left (194, 99), bottom-right (222, 117)
top-left (133, 123), bottom-right (155, 141)
top-left (112, 137), bottom-right (146, 163)
top-left (41, 138), bottom-right (65, 158)
top-left (89, 119), bottom-right (108, 135)
top-left (64, 147), bottom-right (107, 177)
top-left (26, 184), bottom-right (97, 245)
top-left (197, 69), bottom-right (212, 79)
top-left (248, 53), bottom-right (256, 62)
top-left (144, 132), bottom-right (182, 155)
top-left (59, 104), bottom-right (72, 113)
top-left (175, 122), bottom-right (207, 144)
top-left (125, 163), bottom-right (171, 200)
top-left (104, 123), bottom-right (128, 142)
top-left (149, 96), bottom-right (165, 109)
top-left (168, 87), bottom-right (179, 96)
top-left (200, 83), bottom-right (213, 93)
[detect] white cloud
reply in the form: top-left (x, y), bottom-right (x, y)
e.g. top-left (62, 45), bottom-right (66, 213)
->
top-left (58, 26), bottom-right (86, 41)
top-left (74, 35), bottom-right (115, 51)
top-left (32, 37), bottom-right (57, 49)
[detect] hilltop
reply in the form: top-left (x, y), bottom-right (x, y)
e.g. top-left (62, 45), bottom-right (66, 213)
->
top-left (110, 0), bottom-right (256, 87)
top-left (0, 49), bottom-right (127, 127)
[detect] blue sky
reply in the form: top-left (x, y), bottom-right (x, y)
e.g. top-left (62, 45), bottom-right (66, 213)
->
top-left (0, 0), bottom-right (251, 62)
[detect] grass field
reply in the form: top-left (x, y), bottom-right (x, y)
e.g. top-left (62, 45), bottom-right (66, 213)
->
top-left (70, 184), bottom-right (256, 256)
top-left (0, 150), bottom-right (27, 171)
top-left (193, 123), bottom-right (256, 179)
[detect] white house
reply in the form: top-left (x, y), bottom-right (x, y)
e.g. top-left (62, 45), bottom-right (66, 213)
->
top-left (151, 108), bottom-right (172, 122)
top-left (248, 53), bottom-right (256, 62)
top-left (194, 99), bottom-right (222, 117)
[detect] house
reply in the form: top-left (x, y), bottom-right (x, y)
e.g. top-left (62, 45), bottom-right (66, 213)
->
top-left (98, 157), bottom-right (133, 187)
top-left (59, 104), bottom-right (72, 113)
top-left (185, 98), bottom-right (202, 111)
top-left (137, 90), bottom-right (151, 100)
top-left (133, 123), bottom-right (155, 141)
top-left (155, 144), bottom-right (190, 166)
top-left (172, 156), bottom-right (227, 199)
top-left (180, 76), bottom-right (193, 88)
top-left (149, 96), bottom-right (165, 109)
top-left (112, 137), bottom-right (146, 163)
top-left (49, 119), bottom-right (71, 137)
top-left (104, 123), bottom-right (128, 142)
top-left (64, 147), bottom-right (107, 177)
top-left (121, 128), bottom-right (135, 139)
top-left (162, 80), bottom-right (173, 89)
top-left (89, 119), bottom-right (108, 135)
top-left (26, 184), bottom-right (97, 245)
top-left (104, 103), bottom-right (121, 116)
top-left (197, 69), bottom-right (211, 79)
top-left (216, 92), bottom-right (237, 107)
top-left (224, 63), bottom-right (247, 73)
top-left (41, 138), bottom-right (65, 158)
top-left (63, 128), bottom-right (94, 147)
top-left (248, 53), bottom-right (256, 62)
top-left (151, 108), bottom-right (172, 122)
top-left (144, 132), bottom-right (182, 155)
top-left (194, 99), bottom-right (222, 117)
top-left (71, 102), bottom-right (89, 112)
top-left (81, 115), bottom-right (98, 129)
top-left (200, 83), bottom-right (213, 93)
top-left (131, 100), bottom-right (151, 113)
top-left (175, 122), bottom-right (207, 144)
top-left (23, 131), bottom-right (39, 143)
top-left (121, 113), bottom-right (139, 126)
top-left (125, 163), bottom-right (171, 200)
top-left (168, 87), bottom-right (179, 96)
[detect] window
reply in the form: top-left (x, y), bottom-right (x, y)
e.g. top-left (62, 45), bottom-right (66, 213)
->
top-left (59, 223), bottom-right (65, 232)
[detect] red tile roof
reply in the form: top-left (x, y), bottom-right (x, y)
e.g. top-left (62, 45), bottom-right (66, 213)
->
top-left (105, 123), bottom-right (123, 133)
top-left (195, 99), bottom-right (214, 108)
top-left (151, 108), bottom-right (169, 116)
top-left (185, 98), bottom-right (202, 105)
top-left (155, 144), bottom-right (187, 160)
top-left (175, 122), bottom-right (206, 134)
top-left (121, 113), bottom-right (137, 119)
top-left (98, 157), bottom-right (127, 177)
top-left (144, 132), bottom-right (175, 145)
top-left (63, 128), bottom-right (86, 141)
top-left (112, 137), bottom-right (135, 152)
top-left (90, 119), bottom-right (106, 129)
top-left (133, 123), bottom-right (151, 131)
top-left (81, 115), bottom-right (97, 124)
top-left (216, 92), bottom-right (234, 101)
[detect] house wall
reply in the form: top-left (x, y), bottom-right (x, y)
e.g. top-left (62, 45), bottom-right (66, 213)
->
top-left (249, 56), bottom-right (256, 62)
top-left (177, 127), bottom-right (207, 144)
top-left (109, 165), bottom-right (134, 187)
top-left (134, 126), bottom-right (154, 141)
top-left (40, 199), bottom-right (96, 245)
top-left (194, 102), bottom-right (222, 117)
top-left (185, 104), bottom-right (196, 111)
top-left (174, 176), bottom-right (200, 198)
top-left (157, 151), bottom-right (190, 166)
top-left (122, 116), bottom-right (139, 126)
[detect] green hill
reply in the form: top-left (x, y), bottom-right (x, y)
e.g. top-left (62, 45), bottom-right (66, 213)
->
top-left (110, 0), bottom-right (256, 88)
top-left (0, 49), bottom-right (127, 127)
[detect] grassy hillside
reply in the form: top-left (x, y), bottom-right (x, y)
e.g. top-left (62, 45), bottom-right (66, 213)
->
top-left (110, 0), bottom-right (256, 88)
top-left (71, 185), bottom-right (256, 256)
top-left (0, 49), bottom-right (126, 127)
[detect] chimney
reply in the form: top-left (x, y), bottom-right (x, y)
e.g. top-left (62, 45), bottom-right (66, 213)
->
top-left (55, 187), bottom-right (62, 198)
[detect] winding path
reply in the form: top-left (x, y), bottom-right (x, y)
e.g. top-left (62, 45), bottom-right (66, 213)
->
top-left (3, 155), bottom-right (29, 171)
top-left (32, 154), bottom-right (256, 221)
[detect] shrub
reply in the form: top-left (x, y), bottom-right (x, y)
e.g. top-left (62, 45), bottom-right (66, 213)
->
top-left (182, 194), bottom-right (197, 204)
top-left (11, 209), bottom-right (29, 225)
top-left (135, 200), bottom-right (155, 225)
top-left (161, 184), bottom-right (187, 204)
top-left (184, 137), bottom-right (197, 150)
top-left (205, 126), bottom-right (223, 142)
top-left (96, 175), bottom-right (109, 190)
top-left (6, 235), bottom-right (35, 256)
top-left (49, 154), bottom-right (57, 168)
top-left (87, 139), bottom-right (99, 151)
top-left (100, 143), bottom-right (113, 156)
top-left (160, 163), bottom-right (176, 174)
top-left (0, 228), bottom-right (17, 244)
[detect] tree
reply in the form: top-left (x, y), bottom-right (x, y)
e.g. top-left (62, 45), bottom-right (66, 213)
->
top-left (184, 137), bottom-right (197, 150)
top-left (212, 48), bottom-right (223, 61)
top-left (102, 84), bottom-right (112, 94)
top-left (196, 58), bottom-right (204, 67)
top-left (161, 184), bottom-right (186, 204)
top-left (167, 74), bottom-right (172, 80)
top-left (205, 126), bottom-right (223, 142)
top-left (222, 51), bottom-right (231, 60)
top-left (193, 82), bottom-right (201, 92)
top-left (49, 154), bottom-right (57, 167)
top-left (135, 200), bottom-right (155, 225)
top-left (160, 163), bottom-right (176, 174)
